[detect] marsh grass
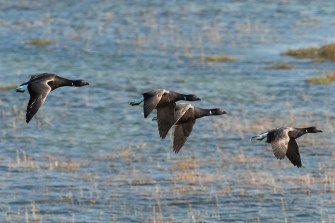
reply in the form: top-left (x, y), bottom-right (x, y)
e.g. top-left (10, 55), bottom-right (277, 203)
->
top-left (268, 63), bottom-right (294, 70)
top-left (203, 55), bottom-right (237, 62)
top-left (26, 39), bottom-right (52, 45)
top-left (305, 73), bottom-right (335, 84)
top-left (281, 47), bottom-right (318, 59)
top-left (282, 42), bottom-right (335, 62)
top-left (0, 85), bottom-right (17, 91)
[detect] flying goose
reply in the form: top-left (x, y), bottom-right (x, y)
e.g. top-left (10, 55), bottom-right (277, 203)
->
top-left (171, 103), bottom-right (226, 153)
top-left (130, 89), bottom-right (200, 138)
top-left (16, 73), bottom-right (89, 123)
top-left (251, 126), bottom-right (322, 167)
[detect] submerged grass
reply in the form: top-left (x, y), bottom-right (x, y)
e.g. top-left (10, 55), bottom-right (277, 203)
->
top-left (281, 47), bottom-right (318, 59)
top-left (268, 63), bottom-right (294, 70)
top-left (203, 55), bottom-right (237, 62)
top-left (26, 39), bottom-right (52, 45)
top-left (281, 42), bottom-right (335, 62)
top-left (0, 85), bottom-right (17, 91)
top-left (305, 73), bottom-right (335, 84)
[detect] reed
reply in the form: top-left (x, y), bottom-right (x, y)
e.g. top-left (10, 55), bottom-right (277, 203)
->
top-left (0, 85), bottom-right (17, 91)
top-left (305, 73), bottom-right (335, 84)
top-left (26, 39), bottom-right (52, 45)
top-left (268, 63), bottom-right (294, 70)
top-left (203, 55), bottom-right (237, 62)
top-left (282, 42), bottom-right (335, 62)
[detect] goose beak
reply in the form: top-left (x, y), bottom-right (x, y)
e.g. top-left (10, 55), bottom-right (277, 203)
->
top-left (251, 135), bottom-right (264, 141)
top-left (15, 85), bottom-right (26, 93)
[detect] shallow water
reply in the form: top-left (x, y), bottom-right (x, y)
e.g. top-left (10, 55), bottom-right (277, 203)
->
top-left (0, 0), bottom-right (335, 222)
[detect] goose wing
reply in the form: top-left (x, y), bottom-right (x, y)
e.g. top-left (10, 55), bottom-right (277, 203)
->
top-left (172, 104), bottom-right (194, 153)
top-left (269, 128), bottom-right (290, 159)
top-left (174, 103), bottom-right (192, 123)
top-left (157, 103), bottom-right (176, 139)
top-left (26, 79), bottom-right (52, 123)
top-left (143, 89), bottom-right (166, 118)
top-left (286, 138), bottom-right (302, 167)
top-left (172, 119), bottom-right (195, 153)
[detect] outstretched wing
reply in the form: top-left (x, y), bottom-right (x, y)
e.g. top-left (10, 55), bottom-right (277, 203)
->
top-left (172, 119), bottom-right (195, 153)
top-left (143, 89), bottom-right (166, 118)
top-left (174, 104), bottom-right (192, 124)
top-left (172, 104), bottom-right (194, 153)
top-left (26, 80), bottom-right (51, 123)
top-left (269, 129), bottom-right (290, 159)
top-left (286, 139), bottom-right (302, 167)
top-left (157, 103), bottom-right (176, 139)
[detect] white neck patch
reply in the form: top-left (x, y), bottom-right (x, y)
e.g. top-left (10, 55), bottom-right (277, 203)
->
top-left (209, 110), bottom-right (212, 115)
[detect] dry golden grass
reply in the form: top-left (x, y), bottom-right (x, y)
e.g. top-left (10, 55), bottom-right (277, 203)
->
top-left (0, 85), bottom-right (17, 91)
top-left (305, 73), bottom-right (335, 84)
top-left (171, 157), bottom-right (198, 171)
top-left (282, 42), bottom-right (335, 62)
top-left (281, 47), bottom-right (318, 59)
top-left (230, 153), bottom-right (262, 163)
top-left (55, 160), bottom-right (81, 170)
top-left (26, 39), bottom-right (52, 45)
top-left (318, 43), bottom-right (335, 61)
top-left (203, 55), bottom-right (237, 62)
top-left (127, 177), bottom-right (156, 186)
top-left (268, 63), bottom-right (294, 70)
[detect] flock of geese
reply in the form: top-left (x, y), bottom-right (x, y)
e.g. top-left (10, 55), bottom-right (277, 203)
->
top-left (16, 73), bottom-right (322, 168)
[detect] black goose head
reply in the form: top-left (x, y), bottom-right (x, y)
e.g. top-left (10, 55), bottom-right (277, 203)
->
top-left (73, 80), bottom-right (89, 86)
top-left (185, 94), bottom-right (201, 101)
top-left (211, 108), bottom-right (227, 115)
top-left (305, 126), bottom-right (322, 133)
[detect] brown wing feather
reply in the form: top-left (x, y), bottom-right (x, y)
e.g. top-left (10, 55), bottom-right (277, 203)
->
top-left (26, 80), bottom-right (51, 123)
top-left (174, 104), bottom-right (192, 123)
top-left (270, 129), bottom-right (290, 159)
top-left (286, 139), bottom-right (302, 167)
top-left (143, 89), bottom-right (166, 118)
top-left (172, 120), bottom-right (195, 153)
top-left (157, 103), bottom-right (176, 139)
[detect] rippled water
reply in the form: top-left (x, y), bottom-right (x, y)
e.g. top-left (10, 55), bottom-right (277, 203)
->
top-left (1, 1), bottom-right (335, 222)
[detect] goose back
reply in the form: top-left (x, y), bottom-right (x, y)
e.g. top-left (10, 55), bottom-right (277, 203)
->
top-left (142, 89), bottom-right (167, 118)
top-left (174, 103), bottom-right (194, 124)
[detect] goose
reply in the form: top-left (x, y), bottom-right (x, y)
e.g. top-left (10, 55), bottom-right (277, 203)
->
top-left (16, 73), bottom-right (89, 123)
top-left (130, 89), bottom-right (200, 138)
top-left (170, 103), bottom-right (226, 153)
top-left (251, 126), bottom-right (322, 167)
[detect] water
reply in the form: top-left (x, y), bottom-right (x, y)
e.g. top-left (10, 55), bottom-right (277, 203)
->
top-left (0, 0), bottom-right (335, 222)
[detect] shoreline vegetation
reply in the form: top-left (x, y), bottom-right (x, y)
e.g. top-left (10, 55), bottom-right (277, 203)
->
top-left (203, 55), bottom-right (237, 62)
top-left (281, 42), bottom-right (335, 62)
top-left (305, 73), bottom-right (335, 84)
top-left (282, 42), bottom-right (335, 84)
top-left (0, 85), bottom-right (17, 91)
top-left (268, 63), bottom-right (294, 70)
top-left (26, 39), bottom-right (52, 45)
